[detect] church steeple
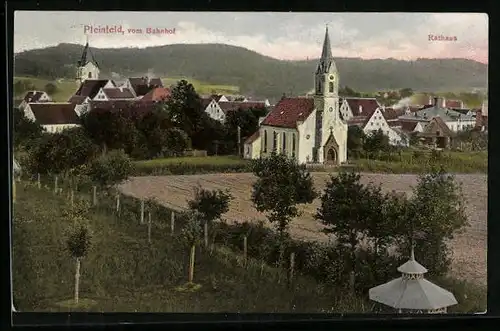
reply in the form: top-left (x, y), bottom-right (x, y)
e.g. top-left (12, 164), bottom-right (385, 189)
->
top-left (317, 26), bottom-right (336, 74)
top-left (76, 36), bottom-right (100, 84)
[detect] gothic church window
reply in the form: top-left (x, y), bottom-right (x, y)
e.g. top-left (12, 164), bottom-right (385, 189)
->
top-left (272, 131), bottom-right (277, 151)
top-left (292, 133), bottom-right (296, 157)
top-left (329, 82), bottom-right (334, 93)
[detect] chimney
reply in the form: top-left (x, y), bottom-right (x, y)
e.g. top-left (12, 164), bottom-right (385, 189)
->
top-left (358, 105), bottom-right (363, 114)
top-left (441, 97), bottom-right (446, 108)
top-left (147, 76), bottom-right (151, 85)
top-left (428, 95), bottom-right (432, 105)
top-left (433, 97), bottom-right (439, 107)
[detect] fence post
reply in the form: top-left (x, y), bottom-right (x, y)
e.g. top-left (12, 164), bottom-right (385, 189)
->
top-left (288, 252), bottom-right (295, 287)
top-left (140, 200), bottom-right (145, 224)
top-left (116, 194), bottom-right (120, 216)
top-left (37, 173), bottom-right (41, 189)
top-left (54, 175), bottom-right (58, 194)
top-left (170, 211), bottom-right (175, 234)
top-left (243, 235), bottom-right (248, 267)
top-left (92, 186), bottom-right (97, 206)
top-left (148, 211), bottom-right (152, 244)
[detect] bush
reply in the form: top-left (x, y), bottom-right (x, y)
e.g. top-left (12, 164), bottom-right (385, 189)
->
top-left (44, 82), bottom-right (58, 95)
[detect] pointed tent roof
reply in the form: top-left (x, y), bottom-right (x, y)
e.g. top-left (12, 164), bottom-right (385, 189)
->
top-left (369, 246), bottom-right (458, 311)
top-left (77, 37), bottom-right (100, 69)
top-left (317, 26), bottom-right (336, 74)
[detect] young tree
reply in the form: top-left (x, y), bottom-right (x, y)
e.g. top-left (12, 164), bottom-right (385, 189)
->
top-left (251, 152), bottom-right (317, 261)
top-left (395, 168), bottom-right (469, 274)
top-left (180, 211), bottom-right (204, 283)
top-left (86, 149), bottom-right (134, 190)
top-left (66, 222), bottom-right (92, 304)
top-left (187, 186), bottom-right (233, 248)
top-left (363, 129), bottom-right (390, 156)
top-left (347, 126), bottom-right (365, 158)
top-left (316, 172), bottom-right (374, 259)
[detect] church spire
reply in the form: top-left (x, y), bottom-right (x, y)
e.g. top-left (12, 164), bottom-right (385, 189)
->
top-left (317, 25), bottom-right (336, 74)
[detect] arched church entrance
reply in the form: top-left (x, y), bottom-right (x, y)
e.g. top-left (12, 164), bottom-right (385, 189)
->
top-left (326, 148), bottom-right (337, 164)
top-left (323, 130), bottom-right (340, 165)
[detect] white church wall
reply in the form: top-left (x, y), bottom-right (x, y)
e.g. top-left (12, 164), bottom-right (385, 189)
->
top-left (297, 109), bottom-right (317, 164)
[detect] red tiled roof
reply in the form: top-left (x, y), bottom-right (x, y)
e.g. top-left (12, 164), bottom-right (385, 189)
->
top-left (68, 95), bottom-right (89, 104)
top-left (141, 87), bottom-right (171, 101)
top-left (103, 87), bottom-right (135, 99)
top-left (89, 100), bottom-right (156, 111)
top-left (261, 97), bottom-right (315, 129)
top-left (244, 131), bottom-right (260, 144)
top-left (23, 91), bottom-right (49, 103)
top-left (27, 103), bottom-right (79, 125)
top-left (382, 107), bottom-right (405, 120)
top-left (200, 98), bottom-right (213, 108)
top-left (399, 120), bottom-right (419, 132)
top-left (418, 116), bottom-right (454, 137)
top-left (128, 77), bottom-right (164, 96)
top-left (345, 98), bottom-right (380, 116)
top-left (75, 80), bottom-right (113, 99)
top-left (445, 99), bottom-right (463, 109)
top-left (218, 101), bottom-right (267, 114)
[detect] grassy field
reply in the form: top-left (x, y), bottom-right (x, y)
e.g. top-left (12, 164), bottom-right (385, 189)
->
top-left (349, 151), bottom-right (487, 174)
top-left (14, 76), bottom-right (79, 103)
top-left (132, 151), bottom-right (487, 177)
top-left (161, 77), bottom-right (240, 95)
top-left (12, 180), bottom-right (366, 313)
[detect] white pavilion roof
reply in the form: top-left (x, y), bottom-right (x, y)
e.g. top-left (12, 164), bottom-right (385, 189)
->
top-left (397, 259), bottom-right (428, 274)
top-left (369, 276), bottom-right (458, 310)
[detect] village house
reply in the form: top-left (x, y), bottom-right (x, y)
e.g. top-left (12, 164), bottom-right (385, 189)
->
top-left (68, 95), bottom-right (92, 116)
top-left (245, 27), bottom-right (348, 165)
top-left (359, 107), bottom-right (408, 146)
top-left (339, 97), bottom-right (380, 120)
top-left (416, 116), bottom-right (455, 149)
top-left (202, 97), bottom-right (267, 123)
top-left (18, 91), bottom-right (52, 110)
top-left (23, 103), bottom-right (80, 133)
top-left (398, 97), bottom-right (475, 132)
top-left (73, 79), bottom-right (116, 100)
top-left (122, 77), bottom-right (164, 97)
top-left (92, 86), bottom-right (136, 101)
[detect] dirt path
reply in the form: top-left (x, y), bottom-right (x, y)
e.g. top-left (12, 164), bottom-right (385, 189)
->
top-left (118, 172), bottom-right (487, 287)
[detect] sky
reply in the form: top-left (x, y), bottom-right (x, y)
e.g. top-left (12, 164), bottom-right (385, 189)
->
top-left (14, 12), bottom-right (488, 64)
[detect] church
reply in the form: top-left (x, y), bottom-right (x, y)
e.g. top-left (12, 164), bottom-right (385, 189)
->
top-left (244, 27), bottom-right (348, 165)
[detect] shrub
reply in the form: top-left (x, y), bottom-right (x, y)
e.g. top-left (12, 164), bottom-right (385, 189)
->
top-left (86, 149), bottom-right (135, 189)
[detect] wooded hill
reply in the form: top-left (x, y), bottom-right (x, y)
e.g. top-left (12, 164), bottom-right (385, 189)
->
top-left (14, 43), bottom-right (488, 99)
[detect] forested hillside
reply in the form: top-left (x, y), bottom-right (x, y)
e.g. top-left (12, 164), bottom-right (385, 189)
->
top-left (14, 43), bottom-right (488, 99)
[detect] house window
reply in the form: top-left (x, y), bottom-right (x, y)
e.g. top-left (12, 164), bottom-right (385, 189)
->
top-left (329, 82), bottom-right (334, 93)
top-left (292, 133), bottom-right (296, 157)
top-left (88, 72), bottom-right (92, 79)
top-left (263, 131), bottom-right (267, 152)
top-left (282, 132), bottom-right (286, 152)
top-left (272, 131), bottom-right (278, 151)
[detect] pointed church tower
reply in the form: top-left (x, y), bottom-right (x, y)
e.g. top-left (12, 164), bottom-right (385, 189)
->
top-left (76, 37), bottom-right (100, 85)
top-left (313, 26), bottom-right (347, 165)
